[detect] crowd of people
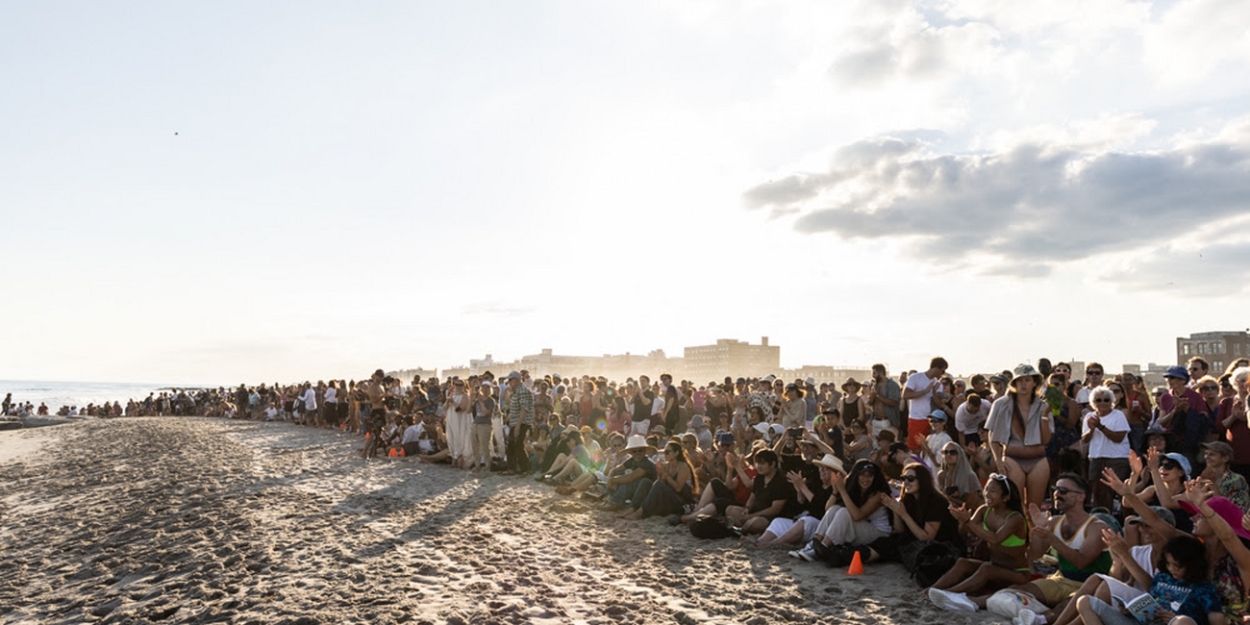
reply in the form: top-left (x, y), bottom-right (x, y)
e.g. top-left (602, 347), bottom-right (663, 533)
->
top-left (15, 354), bottom-right (1250, 624)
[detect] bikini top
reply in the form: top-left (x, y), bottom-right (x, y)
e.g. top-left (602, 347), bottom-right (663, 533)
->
top-left (985, 510), bottom-right (1027, 548)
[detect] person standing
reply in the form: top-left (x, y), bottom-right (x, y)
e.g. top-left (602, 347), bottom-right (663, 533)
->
top-left (1082, 385), bottom-right (1131, 512)
top-left (903, 357), bottom-right (949, 451)
top-left (504, 371), bottom-right (534, 475)
top-left (867, 364), bottom-right (902, 435)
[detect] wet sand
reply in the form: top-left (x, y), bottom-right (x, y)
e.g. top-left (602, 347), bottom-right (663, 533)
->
top-left (0, 418), bottom-right (1009, 624)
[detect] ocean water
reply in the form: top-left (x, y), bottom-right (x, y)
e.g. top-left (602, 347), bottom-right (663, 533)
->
top-left (0, 380), bottom-right (204, 410)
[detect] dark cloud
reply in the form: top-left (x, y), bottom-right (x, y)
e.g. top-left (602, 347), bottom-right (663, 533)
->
top-left (744, 132), bottom-right (1250, 278)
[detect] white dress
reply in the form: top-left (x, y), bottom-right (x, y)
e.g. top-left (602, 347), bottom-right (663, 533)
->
top-left (445, 395), bottom-right (474, 461)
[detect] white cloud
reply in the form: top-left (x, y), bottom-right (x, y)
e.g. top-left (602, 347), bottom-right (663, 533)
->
top-left (743, 118), bottom-right (1250, 281)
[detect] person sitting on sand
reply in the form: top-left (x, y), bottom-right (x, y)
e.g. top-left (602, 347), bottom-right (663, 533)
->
top-left (932, 473), bottom-right (1110, 614)
top-left (722, 448), bottom-right (796, 535)
top-left (620, 440), bottom-right (698, 520)
top-left (878, 463), bottom-right (961, 562)
top-left (539, 430), bottom-right (593, 484)
top-left (928, 472), bottom-right (1030, 600)
top-left (552, 432), bottom-right (627, 497)
top-left (672, 436), bottom-right (761, 525)
top-left (600, 435), bottom-right (658, 511)
top-left (757, 453), bottom-right (842, 548)
top-left (790, 459), bottom-right (892, 565)
top-left (937, 441), bottom-right (984, 509)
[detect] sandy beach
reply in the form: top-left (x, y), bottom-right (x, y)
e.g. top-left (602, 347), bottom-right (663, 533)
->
top-left (0, 418), bottom-right (1011, 624)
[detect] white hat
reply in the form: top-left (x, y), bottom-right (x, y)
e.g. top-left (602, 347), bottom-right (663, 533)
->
top-left (622, 435), bottom-right (657, 454)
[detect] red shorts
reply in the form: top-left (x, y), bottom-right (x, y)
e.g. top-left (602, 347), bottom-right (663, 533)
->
top-left (907, 418), bottom-right (931, 450)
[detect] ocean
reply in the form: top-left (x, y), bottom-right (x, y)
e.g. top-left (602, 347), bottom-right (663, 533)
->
top-left (0, 380), bottom-right (209, 410)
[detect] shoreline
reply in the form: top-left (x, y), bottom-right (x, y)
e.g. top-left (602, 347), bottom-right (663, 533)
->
top-left (0, 417), bottom-right (1008, 624)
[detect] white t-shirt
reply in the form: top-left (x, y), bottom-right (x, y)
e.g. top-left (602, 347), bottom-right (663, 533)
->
top-left (926, 431), bottom-right (953, 473)
top-left (300, 388), bottom-right (317, 410)
top-left (905, 372), bottom-right (936, 421)
top-left (324, 387), bottom-right (338, 404)
top-left (955, 402), bottom-right (990, 435)
top-left (1083, 409), bottom-right (1131, 459)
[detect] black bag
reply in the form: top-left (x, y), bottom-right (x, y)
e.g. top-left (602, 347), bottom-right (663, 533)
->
top-left (899, 540), bottom-right (961, 587)
top-left (689, 515), bottom-right (737, 540)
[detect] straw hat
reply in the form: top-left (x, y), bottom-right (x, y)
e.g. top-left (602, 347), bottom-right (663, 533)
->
top-left (1009, 364), bottom-right (1043, 390)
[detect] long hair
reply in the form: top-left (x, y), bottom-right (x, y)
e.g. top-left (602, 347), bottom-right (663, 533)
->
top-left (666, 441), bottom-right (699, 495)
top-left (847, 459), bottom-right (890, 506)
top-left (901, 462), bottom-right (942, 510)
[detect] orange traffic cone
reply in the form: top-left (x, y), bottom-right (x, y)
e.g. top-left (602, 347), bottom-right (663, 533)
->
top-left (388, 448), bottom-right (398, 457)
top-left (846, 549), bottom-right (864, 576)
top-left (399, 448), bottom-right (406, 457)
top-left (365, 432), bottom-right (371, 438)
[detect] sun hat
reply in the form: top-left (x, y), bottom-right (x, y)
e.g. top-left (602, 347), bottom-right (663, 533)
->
top-left (1164, 365), bottom-right (1190, 381)
top-left (716, 431), bottom-right (735, 446)
top-left (622, 435), bottom-right (657, 455)
top-left (689, 415), bottom-right (708, 430)
top-left (842, 378), bottom-right (863, 391)
top-left (813, 454), bottom-right (845, 473)
top-left (506, 371), bottom-right (522, 381)
top-left (762, 375), bottom-right (776, 383)
top-left (1009, 364), bottom-right (1044, 389)
top-left (805, 377), bottom-right (817, 386)
top-left (770, 423), bottom-right (785, 436)
top-left (752, 422), bottom-right (771, 439)
top-left (1202, 441), bottom-right (1234, 459)
top-left (1178, 496), bottom-right (1250, 540)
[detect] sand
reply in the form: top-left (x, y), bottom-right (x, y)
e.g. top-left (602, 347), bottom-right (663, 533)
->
top-left (0, 418), bottom-right (1012, 624)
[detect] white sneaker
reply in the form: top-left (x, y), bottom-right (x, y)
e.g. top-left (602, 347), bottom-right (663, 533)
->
top-left (928, 587), bottom-right (978, 612)
top-left (789, 543), bottom-right (817, 562)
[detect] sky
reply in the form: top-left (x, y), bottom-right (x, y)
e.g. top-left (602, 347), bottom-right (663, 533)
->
top-left (3, 0), bottom-right (1249, 386)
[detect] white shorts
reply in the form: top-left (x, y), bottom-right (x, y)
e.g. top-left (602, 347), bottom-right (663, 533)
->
top-left (765, 513), bottom-right (818, 543)
top-left (630, 421), bottom-right (650, 436)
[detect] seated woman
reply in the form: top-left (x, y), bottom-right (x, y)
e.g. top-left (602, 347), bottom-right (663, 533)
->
top-left (937, 442), bottom-right (984, 509)
top-left (791, 459), bottom-right (892, 565)
top-left (1134, 448), bottom-right (1194, 534)
top-left (621, 441), bottom-right (698, 520)
top-left (927, 472), bottom-right (1030, 600)
top-left (554, 432), bottom-right (626, 496)
top-left (873, 462), bottom-right (962, 567)
top-left (540, 430), bottom-right (593, 483)
top-left (673, 436), bottom-right (759, 525)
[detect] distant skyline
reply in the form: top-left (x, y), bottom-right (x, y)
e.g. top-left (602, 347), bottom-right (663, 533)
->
top-left (3, 1), bottom-right (1249, 385)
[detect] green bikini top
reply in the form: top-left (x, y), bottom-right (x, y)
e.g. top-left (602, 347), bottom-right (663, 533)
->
top-left (985, 510), bottom-right (1027, 548)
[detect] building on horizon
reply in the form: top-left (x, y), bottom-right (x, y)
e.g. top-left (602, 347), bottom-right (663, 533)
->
top-left (683, 337), bottom-right (781, 382)
top-left (1177, 331), bottom-right (1250, 375)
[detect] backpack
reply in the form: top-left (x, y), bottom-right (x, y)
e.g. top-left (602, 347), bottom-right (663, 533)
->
top-left (689, 515), bottom-right (737, 540)
top-left (900, 540), bottom-right (961, 587)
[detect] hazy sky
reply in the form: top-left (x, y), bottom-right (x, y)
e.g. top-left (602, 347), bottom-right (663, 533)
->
top-left (3, 0), bottom-right (1249, 385)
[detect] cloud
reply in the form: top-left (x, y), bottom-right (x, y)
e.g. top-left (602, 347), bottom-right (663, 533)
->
top-left (743, 119), bottom-right (1250, 279)
top-left (825, 9), bottom-right (1003, 89)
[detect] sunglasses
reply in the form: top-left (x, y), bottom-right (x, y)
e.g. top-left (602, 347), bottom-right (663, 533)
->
top-left (1160, 459), bottom-right (1182, 471)
top-left (942, 449), bottom-right (959, 456)
top-left (900, 475), bottom-right (918, 483)
top-left (1093, 398), bottom-right (1112, 404)
top-left (1200, 385), bottom-right (1219, 391)
top-left (1087, 370), bottom-right (1103, 375)
top-left (1053, 486), bottom-right (1084, 496)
